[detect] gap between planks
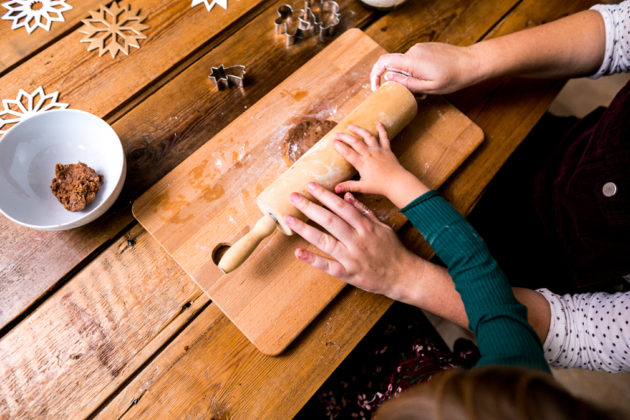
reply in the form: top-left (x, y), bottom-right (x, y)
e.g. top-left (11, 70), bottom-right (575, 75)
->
top-left (103, 0), bottom-right (280, 124)
top-left (94, 1), bottom-right (526, 418)
top-left (0, 0), bottom-right (381, 335)
top-left (103, 0), bottom-right (596, 414)
top-left (1, 0), bottom-right (591, 418)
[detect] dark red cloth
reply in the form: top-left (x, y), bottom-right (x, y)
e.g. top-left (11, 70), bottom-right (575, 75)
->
top-left (295, 303), bottom-right (479, 420)
top-left (533, 80), bottom-right (630, 288)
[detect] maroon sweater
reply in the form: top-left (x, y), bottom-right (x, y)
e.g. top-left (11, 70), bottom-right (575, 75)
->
top-left (533, 80), bottom-right (630, 288)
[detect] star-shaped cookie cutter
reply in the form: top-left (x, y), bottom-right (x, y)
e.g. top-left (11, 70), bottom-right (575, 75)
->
top-left (274, 1), bottom-right (340, 46)
top-left (209, 64), bottom-right (246, 90)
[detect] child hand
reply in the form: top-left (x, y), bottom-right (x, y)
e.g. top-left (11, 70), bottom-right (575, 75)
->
top-left (333, 123), bottom-right (404, 196)
top-left (333, 122), bottom-right (429, 208)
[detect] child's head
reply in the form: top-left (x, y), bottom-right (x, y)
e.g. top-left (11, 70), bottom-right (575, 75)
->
top-left (375, 366), bottom-right (618, 420)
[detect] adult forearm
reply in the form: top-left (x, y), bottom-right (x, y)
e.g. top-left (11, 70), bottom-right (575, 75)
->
top-left (470, 10), bottom-right (605, 81)
top-left (397, 256), bottom-right (470, 328)
top-left (402, 261), bottom-right (551, 344)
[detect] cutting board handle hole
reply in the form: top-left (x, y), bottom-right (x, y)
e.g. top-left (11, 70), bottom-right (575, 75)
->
top-left (212, 243), bottom-right (231, 266)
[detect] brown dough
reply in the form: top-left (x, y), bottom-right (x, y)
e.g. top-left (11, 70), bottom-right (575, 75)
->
top-left (50, 162), bottom-right (104, 212)
top-left (282, 118), bottom-right (337, 166)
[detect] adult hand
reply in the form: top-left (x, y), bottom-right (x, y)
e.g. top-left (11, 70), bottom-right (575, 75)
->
top-left (370, 42), bottom-right (480, 94)
top-left (285, 182), bottom-right (425, 302)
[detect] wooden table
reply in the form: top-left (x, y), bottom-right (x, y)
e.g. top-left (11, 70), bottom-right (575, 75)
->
top-left (0, 0), bottom-right (594, 417)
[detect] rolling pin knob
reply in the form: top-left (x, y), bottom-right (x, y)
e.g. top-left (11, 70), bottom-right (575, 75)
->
top-left (218, 215), bottom-right (277, 273)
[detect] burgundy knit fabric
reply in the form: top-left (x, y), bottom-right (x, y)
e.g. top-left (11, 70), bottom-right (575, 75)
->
top-left (533, 80), bottom-right (630, 288)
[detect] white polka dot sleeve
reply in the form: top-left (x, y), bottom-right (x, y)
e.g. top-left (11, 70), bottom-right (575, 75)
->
top-left (537, 288), bottom-right (630, 372)
top-left (590, 0), bottom-right (630, 78)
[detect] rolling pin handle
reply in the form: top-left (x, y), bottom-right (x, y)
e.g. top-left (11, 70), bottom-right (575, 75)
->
top-left (217, 215), bottom-right (277, 273)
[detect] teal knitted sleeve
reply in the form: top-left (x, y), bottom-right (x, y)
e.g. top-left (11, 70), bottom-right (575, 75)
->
top-left (401, 190), bottom-right (550, 373)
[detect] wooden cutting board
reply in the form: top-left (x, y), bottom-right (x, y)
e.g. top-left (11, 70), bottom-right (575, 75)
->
top-left (133, 28), bottom-right (484, 355)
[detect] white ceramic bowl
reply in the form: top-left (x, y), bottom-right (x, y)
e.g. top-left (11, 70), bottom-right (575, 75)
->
top-left (0, 109), bottom-right (126, 230)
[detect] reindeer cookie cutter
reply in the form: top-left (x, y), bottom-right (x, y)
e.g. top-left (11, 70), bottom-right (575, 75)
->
top-left (274, 0), bottom-right (341, 47)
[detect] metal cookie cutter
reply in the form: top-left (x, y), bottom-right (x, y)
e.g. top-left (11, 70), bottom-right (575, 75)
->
top-left (274, 1), bottom-right (341, 46)
top-left (307, 0), bottom-right (341, 41)
top-left (209, 65), bottom-right (246, 90)
top-left (274, 4), bottom-right (313, 46)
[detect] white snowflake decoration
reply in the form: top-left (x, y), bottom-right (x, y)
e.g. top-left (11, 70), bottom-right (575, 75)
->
top-left (191, 0), bottom-right (227, 12)
top-left (0, 86), bottom-right (68, 135)
top-left (1, 0), bottom-right (72, 34)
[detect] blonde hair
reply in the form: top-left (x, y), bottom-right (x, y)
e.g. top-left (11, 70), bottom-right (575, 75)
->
top-left (374, 366), bottom-right (618, 420)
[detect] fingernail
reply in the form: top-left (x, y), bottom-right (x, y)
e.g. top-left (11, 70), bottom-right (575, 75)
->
top-left (307, 182), bottom-right (316, 192)
top-left (285, 215), bottom-right (295, 225)
top-left (344, 192), bottom-right (355, 202)
top-left (289, 192), bottom-right (301, 204)
top-left (384, 72), bottom-right (393, 81)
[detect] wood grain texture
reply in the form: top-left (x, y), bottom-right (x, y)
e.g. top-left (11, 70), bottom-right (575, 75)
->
top-left (0, 0), bottom-right (374, 414)
top-left (133, 29), bottom-right (483, 355)
top-left (364, 0), bottom-right (513, 52)
top-left (0, 0), bottom-right (591, 418)
top-left (0, 0), bottom-right (103, 73)
top-left (98, 287), bottom-right (392, 420)
top-left (0, 225), bottom-right (208, 418)
top-left (0, 0), bottom-right (284, 330)
top-left (97, 1), bottom-right (594, 418)
top-left (0, 0), bottom-right (269, 118)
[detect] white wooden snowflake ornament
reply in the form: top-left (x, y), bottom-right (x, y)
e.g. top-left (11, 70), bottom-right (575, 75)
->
top-left (1, 0), bottom-right (72, 34)
top-left (191, 0), bottom-right (227, 12)
top-left (0, 86), bottom-right (68, 135)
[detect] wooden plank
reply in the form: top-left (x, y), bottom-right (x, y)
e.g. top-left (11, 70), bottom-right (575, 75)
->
top-left (133, 28), bottom-right (483, 355)
top-left (0, 1), bottom-right (376, 416)
top-left (0, 0), bottom-right (512, 417)
top-left (106, 0), bottom-right (375, 200)
top-left (365, 0), bottom-right (511, 52)
top-left (0, 0), bottom-right (300, 331)
top-left (98, 287), bottom-right (392, 420)
top-left (0, 225), bottom-right (209, 418)
top-left (0, 0), bottom-right (103, 73)
top-left (6, 0), bottom-right (588, 417)
top-left (91, 0), bottom-right (530, 418)
top-left (104, 0), bottom-right (597, 417)
top-left (0, 0), bottom-right (269, 118)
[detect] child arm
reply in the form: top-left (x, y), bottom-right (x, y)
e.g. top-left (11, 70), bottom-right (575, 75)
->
top-left (333, 122), bottom-right (429, 208)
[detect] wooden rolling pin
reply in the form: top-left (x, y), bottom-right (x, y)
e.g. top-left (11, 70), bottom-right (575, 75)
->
top-left (218, 81), bottom-right (417, 273)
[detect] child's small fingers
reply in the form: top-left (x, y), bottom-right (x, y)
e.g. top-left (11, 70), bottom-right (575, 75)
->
top-left (334, 132), bottom-right (368, 154)
top-left (347, 124), bottom-right (378, 147)
top-left (335, 180), bottom-right (365, 194)
top-left (333, 140), bottom-right (360, 166)
top-left (376, 122), bottom-right (391, 149)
